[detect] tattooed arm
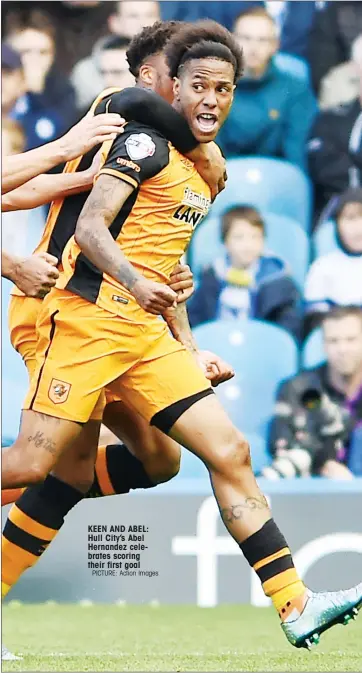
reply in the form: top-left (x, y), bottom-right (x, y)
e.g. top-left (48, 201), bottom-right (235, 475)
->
top-left (74, 173), bottom-right (177, 315)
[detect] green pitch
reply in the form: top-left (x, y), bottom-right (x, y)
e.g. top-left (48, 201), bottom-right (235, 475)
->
top-left (2, 603), bottom-right (362, 672)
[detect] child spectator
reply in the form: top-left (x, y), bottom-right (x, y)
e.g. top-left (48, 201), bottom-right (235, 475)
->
top-left (188, 205), bottom-right (301, 339)
top-left (304, 187), bottom-right (362, 335)
top-left (217, 6), bottom-right (317, 170)
top-left (5, 9), bottom-right (77, 149)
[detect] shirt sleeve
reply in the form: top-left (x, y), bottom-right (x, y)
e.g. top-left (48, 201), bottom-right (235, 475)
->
top-left (95, 88), bottom-right (198, 155)
top-left (98, 120), bottom-right (170, 190)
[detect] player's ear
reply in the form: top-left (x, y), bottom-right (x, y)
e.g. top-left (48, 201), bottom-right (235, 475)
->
top-left (173, 77), bottom-right (181, 101)
top-left (139, 63), bottom-right (154, 87)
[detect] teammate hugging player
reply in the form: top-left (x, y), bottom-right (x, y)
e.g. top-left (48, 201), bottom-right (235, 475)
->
top-left (2, 19), bottom-right (361, 653)
top-left (1, 20), bottom-right (232, 659)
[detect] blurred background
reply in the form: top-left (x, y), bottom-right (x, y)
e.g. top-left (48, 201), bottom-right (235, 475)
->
top-left (2, 1), bottom-right (362, 604)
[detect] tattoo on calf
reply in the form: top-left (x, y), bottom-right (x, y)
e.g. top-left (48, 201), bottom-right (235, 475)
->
top-left (221, 496), bottom-right (269, 524)
top-left (28, 431), bottom-right (57, 456)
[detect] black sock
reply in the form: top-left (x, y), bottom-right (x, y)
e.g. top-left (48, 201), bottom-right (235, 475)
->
top-left (2, 475), bottom-right (84, 589)
top-left (87, 444), bottom-right (154, 497)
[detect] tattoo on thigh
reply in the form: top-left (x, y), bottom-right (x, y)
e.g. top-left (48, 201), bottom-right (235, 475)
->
top-left (221, 496), bottom-right (269, 524)
top-left (28, 431), bottom-right (57, 456)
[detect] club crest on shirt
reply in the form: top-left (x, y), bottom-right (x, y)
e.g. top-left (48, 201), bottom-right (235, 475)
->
top-left (48, 378), bottom-right (71, 404)
top-left (125, 133), bottom-right (156, 161)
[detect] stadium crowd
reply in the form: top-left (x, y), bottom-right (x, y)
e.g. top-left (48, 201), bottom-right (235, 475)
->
top-left (2, 0), bottom-right (362, 479)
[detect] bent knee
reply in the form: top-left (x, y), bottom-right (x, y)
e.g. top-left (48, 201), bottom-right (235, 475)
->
top-left (24, 462), bottom-right (48, 485)
top-left (154, 452), bottom-right (181, 484)
top-left (209, 433), bottom-right (251, 474)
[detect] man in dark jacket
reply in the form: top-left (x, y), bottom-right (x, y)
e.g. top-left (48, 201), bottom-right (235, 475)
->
top-left (188, 205), bottom-right (301, 339)
top-left (307, 96), bottom-right (362, 219)
top-left (217, 6), bottom-right (317, 170)
top-left (309, 1), bottom-right (362, 97)
top-left (266, 306), bottom-right (362, 479)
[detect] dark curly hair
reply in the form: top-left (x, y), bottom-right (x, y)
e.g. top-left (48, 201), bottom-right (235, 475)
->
top-left (165, 20), bottom-right (243, 84)
top-left (126, 20), bottom-right (183, 78)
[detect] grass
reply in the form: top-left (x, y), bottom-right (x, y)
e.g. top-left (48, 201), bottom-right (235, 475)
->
top-left (2, 603), bottom-right (362, 672)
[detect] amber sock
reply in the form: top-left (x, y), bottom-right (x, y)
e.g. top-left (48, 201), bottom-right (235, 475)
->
top-left (240, 519), bottom-right (306, 617)
top-left (87, 444), bottom-right (154, 497)
top-left (2, 475), bottom-right (83, 596)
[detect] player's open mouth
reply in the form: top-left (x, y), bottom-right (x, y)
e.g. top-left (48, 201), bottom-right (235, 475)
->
top-left (195, 113), bottom-right (218, 133)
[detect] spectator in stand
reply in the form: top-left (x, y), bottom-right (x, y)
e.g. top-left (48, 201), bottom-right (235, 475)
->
top-left (217, 7), bottom-right (317, 170)
top-left (308, 52), bottom-right (362, 220)
top-left (319, 33), bottom-right (362, 111)
top-left (1, 44), bottom-right (26, 119)
top-left (309, 1), bottom-right (362, 98)
top-left (72, 35), bottom-right (134, 111)
top-left (4, 9), bottom-right (77, 150)
top-left (71, 1), bottom-right (160, 109)
top-left (304, 188), bottom-right (362, 336)
top-left (1, 2), bottom-right (116, 76)
top-left (188, 205), bottom-right (301, 339)
top-left (266, 307), bottom-right (362, 479)
top-left (160, 1), bottom-right (316, 58)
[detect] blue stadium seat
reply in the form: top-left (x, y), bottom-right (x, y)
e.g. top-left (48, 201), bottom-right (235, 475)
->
top-left (275, 53), bottom-right (310, 82)
top-left (313, 220), bottom-right (338, 258)
top-left (302, 328), bottom-right (325, 369)
top-left (193, 320), bottom-right (298, 438)
top-left (208, 157), bottom-right (312, 230)
top-left (189, 213), bottom-right (309, 288)
top-left (2, 279), bottom-right (29, 444)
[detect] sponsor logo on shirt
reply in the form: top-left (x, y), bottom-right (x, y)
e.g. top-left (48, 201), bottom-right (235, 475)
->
top-left (116, 157), bottom-right (141, 173)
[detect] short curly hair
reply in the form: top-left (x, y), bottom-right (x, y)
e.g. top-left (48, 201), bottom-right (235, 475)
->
top-left (126, 20), bottom-right (182, 78)
top-left (165, 20), bottom-right (243, 84)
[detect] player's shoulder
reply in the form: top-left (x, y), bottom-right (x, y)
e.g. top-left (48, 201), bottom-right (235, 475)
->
top-left (120, 120), bottom-right (169, 168)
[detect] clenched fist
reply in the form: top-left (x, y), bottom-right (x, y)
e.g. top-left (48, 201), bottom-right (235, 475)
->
top-left (132, 277), bottom-right (178, 315)
top-left (13, 252), bottom-right (59, 298)
top-left (169, 263), bottom-right (194, 303)
top-left (196, 350), bottom-right (235, 387)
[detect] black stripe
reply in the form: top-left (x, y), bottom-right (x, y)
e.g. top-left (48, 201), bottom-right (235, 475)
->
top-left (47, 147), bottom-right (99, 261)
top-left (151, 388), bottom-right (214, 434)
top-left (240, 519), bottom-right (289, 567)
top-left (65, 187), bottom-right (138, 304)
top-left (29, 310), bottom-right (58, 410)
top-left (257, 554), bottom-right (294, 584)
top-left (105, 443), bottom-right (154, 494)
top-left (3, 520), bottom-right (49, 557)
top-left (16, 475), bottom-right (83, 528)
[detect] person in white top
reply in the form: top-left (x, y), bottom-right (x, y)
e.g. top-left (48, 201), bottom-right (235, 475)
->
top-left (305, 187), bottom-right (362, 335)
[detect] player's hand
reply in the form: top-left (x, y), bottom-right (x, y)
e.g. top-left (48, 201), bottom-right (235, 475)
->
top-left (132, 278), bottom-right (178, 315)
top-left (60, 112), bottom-right (126, 161)
top-left (13, 252), bottom-right (59, 298)
top-left (81, 148), bottom-right (103, 188)
top-left (188, 143), bottom-right (227, 202)
top-left (169, 263), bottom-right (194, 303)
top-left (196, 350), bottom-right (234, 387)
